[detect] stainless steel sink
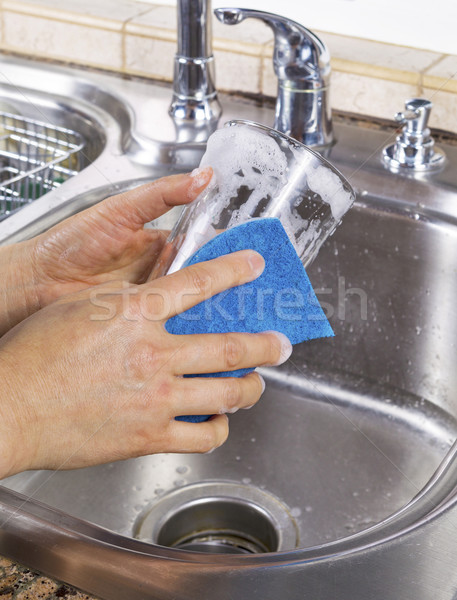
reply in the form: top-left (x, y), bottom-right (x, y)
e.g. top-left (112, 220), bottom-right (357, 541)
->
top-left (2, 56), bottom-right (457, 600)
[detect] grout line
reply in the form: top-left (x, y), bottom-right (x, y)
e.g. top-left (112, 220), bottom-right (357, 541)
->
top-left (3, 6), bottom-right (126, 34)
top-left (422, 53), bottom-right (450, 76)
top-left (419, 53), bottom-right (449, 93)
top-left (0, 0), bottom-right (4, 47)
top-left (120, 6), bottom-right (157, 73)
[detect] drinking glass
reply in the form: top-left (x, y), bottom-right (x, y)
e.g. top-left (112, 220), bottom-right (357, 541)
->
top-left (150, 120), bottom-right (355, 279)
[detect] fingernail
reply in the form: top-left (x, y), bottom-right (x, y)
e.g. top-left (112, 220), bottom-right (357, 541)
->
top-left (247, 250), bottom-right (265, 278)
top-left (205, 447), bottom-right (216, 455)
top-left (188, 166), bottom-right (214, 198)
top-left (219, 406), bottom-right (239, 415)
top-left (258, 374), bottom-right (266, 395)
top-left (266, 331), bottom-right (293, 366)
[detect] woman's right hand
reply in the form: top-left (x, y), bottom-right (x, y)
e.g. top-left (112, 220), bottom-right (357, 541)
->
top-left (0, 249), bottom-right (292, 479)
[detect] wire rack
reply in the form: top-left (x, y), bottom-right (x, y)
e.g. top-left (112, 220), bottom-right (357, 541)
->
top-left (0, 112), bottom-right (85, 222)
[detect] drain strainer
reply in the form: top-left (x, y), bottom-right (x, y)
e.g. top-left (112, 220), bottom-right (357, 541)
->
top-left (134, 481), bottom-right (299, 554)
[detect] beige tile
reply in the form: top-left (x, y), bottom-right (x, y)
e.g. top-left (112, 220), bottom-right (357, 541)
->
top-left (263, 32), bottom-right (442, 85)
top-left (263, 59), bottom-right (421, 118)
top-left (422, 87), bottom-right (457, 134)
top-left (215, 50), bottom-right (262, 94)
top-left (331, 71), bottom-right (418, 120)
top-left (125, 5), bottom-right (176, 40)
top-left (124, 33), bottom-right (175, 81)
top-left (213, 16), bottom-right (273, 56)
top-left (3, 0), bottom-right (151, 31)
top-left (261, 51), bottom-right (277, 97)
top-left (127, 7), bottom-right (271, 57)
top-left (2, 11), bottom-right (122, 70)
top-left (423, 55), bottom-right (457, 93)
top-left (319, 31), bottom-right (442, 76)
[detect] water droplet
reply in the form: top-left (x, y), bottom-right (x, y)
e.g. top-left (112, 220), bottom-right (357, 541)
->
top-left (291, 507), bottom-right (302, 518)
top-left (242, 477), bottom-right (252, 485)
top-left (416, 326), bottom-right (422, 335)
top-left (174, 479), bottom-right (186, 487)
top-left (154, 488), bottom-right (165, 496)
top-left (250, 437), bottom-right (256, 443)
top-left (176, 465), bottom-right (188, 475)
top-left (305, 505), bottom-right (313, 513)
top-left (235, 456), bottom-right (241, 461)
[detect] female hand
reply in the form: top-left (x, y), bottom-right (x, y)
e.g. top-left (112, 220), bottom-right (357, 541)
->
top-left (0, 249), bottom-right (292, 478)
top-left (0, 169), bottom-right (212, 336)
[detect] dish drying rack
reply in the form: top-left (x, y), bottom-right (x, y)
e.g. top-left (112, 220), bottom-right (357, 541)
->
top-left (0, 111), bottom-right (85, 222)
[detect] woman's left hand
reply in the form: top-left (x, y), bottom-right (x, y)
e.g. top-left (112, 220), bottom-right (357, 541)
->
top-left (31, 168), bottom-right (212, 307)
top-left (0, 168), bottom-right (212, 336)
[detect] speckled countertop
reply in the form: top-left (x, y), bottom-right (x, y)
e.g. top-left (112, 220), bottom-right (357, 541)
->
top-left (0, 556), bottom-right (99, 600)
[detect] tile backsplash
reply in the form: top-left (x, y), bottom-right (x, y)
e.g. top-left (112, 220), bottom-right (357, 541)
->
top-left (0, 0), bottom-right (456, 134)
top-left (142, 0), bottom-right (457, 55)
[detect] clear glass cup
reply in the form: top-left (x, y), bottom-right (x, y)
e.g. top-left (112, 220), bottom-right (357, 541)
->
top-left (150, 120), bottom-right (355, 279)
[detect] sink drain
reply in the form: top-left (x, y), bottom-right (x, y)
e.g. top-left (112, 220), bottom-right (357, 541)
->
top-left (134, 481), bottom-right (299, 554)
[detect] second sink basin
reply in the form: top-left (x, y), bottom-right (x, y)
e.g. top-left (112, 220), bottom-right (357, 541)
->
top-left (5, 190), bottom-right (457, 550)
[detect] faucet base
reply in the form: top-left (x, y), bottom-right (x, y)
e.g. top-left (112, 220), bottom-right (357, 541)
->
top-left (170, 55), bottom-right (222, 142)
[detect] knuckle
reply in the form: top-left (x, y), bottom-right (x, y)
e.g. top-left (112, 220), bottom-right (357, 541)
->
top-left (229, 255), bottom-right (249, 282)
top-left (222, 334), bottom-right (246, 369)
top-left (222, 379), bottom-right (243, 412)
top-left (186, 265), bottom-right (213, 297)
top-left (198, 418), bottom-right (228, 453)
top-left (125, 341), bottom-right (167, 380)
top-left (263, 333), bottom-right (282, 366)
top-left (198, 429), bottom-right (219, 454)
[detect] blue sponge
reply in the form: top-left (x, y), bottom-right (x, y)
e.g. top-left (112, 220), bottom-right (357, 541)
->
top-left (166, 218), bottom-right (333, 422)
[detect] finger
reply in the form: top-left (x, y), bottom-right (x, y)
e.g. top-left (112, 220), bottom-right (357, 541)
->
top-left (166, 414), bottom-right (229, 453)
top-left (142, 249), bottom-right (265, 319)
top-left (97, 168), bottom-right (213, 229)
top-left (171, 372), bottom-right (265, 416)
top-left (171, 331), bottom-right (292, 375)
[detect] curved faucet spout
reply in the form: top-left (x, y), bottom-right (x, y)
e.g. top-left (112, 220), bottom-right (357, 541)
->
top-left (215, 7), bottom-right (333, 149)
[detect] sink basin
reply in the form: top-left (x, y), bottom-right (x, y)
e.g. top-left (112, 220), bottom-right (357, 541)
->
top-left (2, 56), bottom-right (457, 600)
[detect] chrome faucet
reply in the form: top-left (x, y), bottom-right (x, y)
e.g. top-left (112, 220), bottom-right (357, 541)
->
top-left (215, 8), bottom-right (333, 149)
top-left (170, 0), bottom-right (222, 141)
top-left (170, 4), bottom-right (333, 149)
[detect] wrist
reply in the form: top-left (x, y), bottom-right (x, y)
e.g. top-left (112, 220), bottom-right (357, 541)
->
top-left (0, 351), bottom-right (29, 478)
top-left (0, 239), bottom-right (41, 337)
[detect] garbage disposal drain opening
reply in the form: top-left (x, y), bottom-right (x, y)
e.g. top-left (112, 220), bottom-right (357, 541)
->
top-left (134, 482), bottom-right (299, 554)
top-left (157, 497), bottom-right (278, 554)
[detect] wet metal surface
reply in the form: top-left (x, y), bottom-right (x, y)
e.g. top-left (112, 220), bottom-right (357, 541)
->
top-left (1, 56), bottom-right (457, 600)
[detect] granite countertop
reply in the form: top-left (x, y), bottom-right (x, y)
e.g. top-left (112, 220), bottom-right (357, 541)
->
top-left (0, 556), bottom-right (99, 600)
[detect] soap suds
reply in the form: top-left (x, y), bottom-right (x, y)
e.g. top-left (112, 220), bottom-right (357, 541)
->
top-left (185, 123), bottom-right (354, 265)
top-left (200, 126), bottom-right (288, 229)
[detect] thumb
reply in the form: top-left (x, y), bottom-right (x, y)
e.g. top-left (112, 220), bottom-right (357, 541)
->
top-left (100, 167), bottom-right (213, 230)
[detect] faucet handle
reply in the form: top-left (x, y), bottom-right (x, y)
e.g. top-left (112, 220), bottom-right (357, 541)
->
top-left (215, 7), bottom-right (333, 148)
top-left (215, 8), bottom-right (329, 86)
top-left (394, 98), bottom-right (433, 136)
